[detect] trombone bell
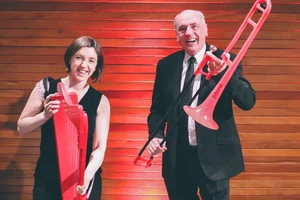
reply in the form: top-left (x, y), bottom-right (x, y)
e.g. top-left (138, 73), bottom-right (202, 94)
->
top-left (183, 104), bottom-right (219, 130)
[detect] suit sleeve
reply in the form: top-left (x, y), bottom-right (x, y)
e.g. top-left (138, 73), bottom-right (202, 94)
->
top-left (147, 59), bottom-right (167, 140)
top-left (212, 53), bottom-right (256, 110)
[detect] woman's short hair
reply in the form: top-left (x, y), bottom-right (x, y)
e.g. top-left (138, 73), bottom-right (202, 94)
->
top-left (64, 36), bottom-right (104, 82)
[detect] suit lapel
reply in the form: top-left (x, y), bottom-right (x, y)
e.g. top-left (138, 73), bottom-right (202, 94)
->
top-left (172, 50), bottom-right (185, 104)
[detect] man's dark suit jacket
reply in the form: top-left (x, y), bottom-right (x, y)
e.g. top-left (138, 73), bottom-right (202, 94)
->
top-left (147, 43), bottom-right (256, 182)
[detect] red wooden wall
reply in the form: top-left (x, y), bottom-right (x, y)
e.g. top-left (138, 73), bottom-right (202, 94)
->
top-left (0, 0), bottom-right (300, 199)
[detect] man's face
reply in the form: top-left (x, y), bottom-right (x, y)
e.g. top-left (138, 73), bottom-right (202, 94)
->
top-left (175, 10), bottom-right (208, 56)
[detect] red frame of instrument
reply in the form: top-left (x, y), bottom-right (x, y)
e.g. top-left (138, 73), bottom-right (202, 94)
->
top-left (184, 0), bottom-right (272, 130)
top-left (52, 82), bottom-right (88, 200)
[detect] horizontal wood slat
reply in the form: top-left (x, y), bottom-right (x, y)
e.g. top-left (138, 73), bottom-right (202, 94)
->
top-left (1, 38), bottom-right (300, 49)
top-left (1, 82), bottom-right (300, 95)
top-left (3, 161), bottom-right (300, 173)
top-left (0, 11), bottom-right (299, 22)
top-left (0, 73), bottom-right (299, 85)
top-left (2, 185), bottom-right (300, 196)
top-left (1, 64), bottom-right (300, 76)
top-left (0, 0), bottom-right (299, 3)
top-left (1, 113), bottom-right (300, 125)
top-left (1, 95), bottom-right (300, 108)
top-left (3, 178), bottom-right (300, 188)
top-left (3, 137), bottom-right (300, 149)
top-left (1, 2), bottom-right (299, 13)
top-left (1, 106), bottom-right (300, 117)
top-left (1, 56), bottom-right (300, 67)
top-left (4, 131), bottom-right (300, 141)
top-left (2, 124), bottom-right (300, 135)
top-left (2, 146), bottom-right (300, 157)
top-left (0, 194), bottom-right (299, 200)
top-left (0, 47), bottom-right (299, 58)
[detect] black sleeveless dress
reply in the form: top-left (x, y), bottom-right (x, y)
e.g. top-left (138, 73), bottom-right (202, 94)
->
top-left (33, 79), bottom-right (103, 200)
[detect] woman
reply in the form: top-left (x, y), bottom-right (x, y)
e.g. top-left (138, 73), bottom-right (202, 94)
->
top-left (17, 36), bottom-right (110, 200)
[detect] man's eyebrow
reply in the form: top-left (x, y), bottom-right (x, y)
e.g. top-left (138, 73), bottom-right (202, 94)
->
top-left (178, 25), bottom-right (187, 29)
top-left (178, 22), bottom-right (198, 28)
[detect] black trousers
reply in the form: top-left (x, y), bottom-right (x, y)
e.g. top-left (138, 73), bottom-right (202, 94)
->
top-left (32, 176), bottom-right (102, 200)
top-left (164, 146), bottom-right (230, 200)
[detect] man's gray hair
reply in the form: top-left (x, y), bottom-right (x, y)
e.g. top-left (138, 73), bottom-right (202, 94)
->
top-left (174, 10), bottom-right (206, 30)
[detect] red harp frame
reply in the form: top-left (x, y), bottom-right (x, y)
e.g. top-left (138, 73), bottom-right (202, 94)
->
top-left (52, 82), bottom-right (88, 200)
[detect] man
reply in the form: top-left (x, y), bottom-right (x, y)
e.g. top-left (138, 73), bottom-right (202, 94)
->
top-left (147, 9), bottom-right (256, 200)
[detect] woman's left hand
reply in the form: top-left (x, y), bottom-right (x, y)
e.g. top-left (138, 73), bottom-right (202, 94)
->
top-left (76, 178), bottom-right (90, 195)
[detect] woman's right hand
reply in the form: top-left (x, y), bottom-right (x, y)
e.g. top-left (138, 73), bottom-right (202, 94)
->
top-left (43, 94), bottom-right (60, 119)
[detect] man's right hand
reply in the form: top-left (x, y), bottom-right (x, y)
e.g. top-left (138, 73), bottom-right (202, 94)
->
top-left (147, 138), bottom-right (167, 157)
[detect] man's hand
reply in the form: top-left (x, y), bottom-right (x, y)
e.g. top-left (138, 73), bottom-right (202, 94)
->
top-left (147, 138), bottom-right (167, 157)
top-left (207, 53), bottom-right (230, 76)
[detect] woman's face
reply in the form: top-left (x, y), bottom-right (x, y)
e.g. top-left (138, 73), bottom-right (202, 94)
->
top-left (69, 47), bottom-right (98, 82)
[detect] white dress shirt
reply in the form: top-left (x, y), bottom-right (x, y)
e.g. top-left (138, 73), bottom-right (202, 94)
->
top-left (180, 45), bottom-right (206, 146)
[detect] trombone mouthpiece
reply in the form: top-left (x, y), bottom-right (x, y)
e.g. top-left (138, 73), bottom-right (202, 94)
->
top-left (209, 45), bottom-right (217, 52)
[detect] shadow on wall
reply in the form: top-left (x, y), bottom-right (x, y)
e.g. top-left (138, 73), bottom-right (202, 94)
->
top-left (0, 161), bottom-right (24, 200)
top-left (0, 97), bottom-right (33, 200)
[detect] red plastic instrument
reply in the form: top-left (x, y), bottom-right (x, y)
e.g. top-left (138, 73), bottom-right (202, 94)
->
top-left (52, 82), bottom-right (88, 200)
top-left (184, 0), bottom-right (272, 130)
